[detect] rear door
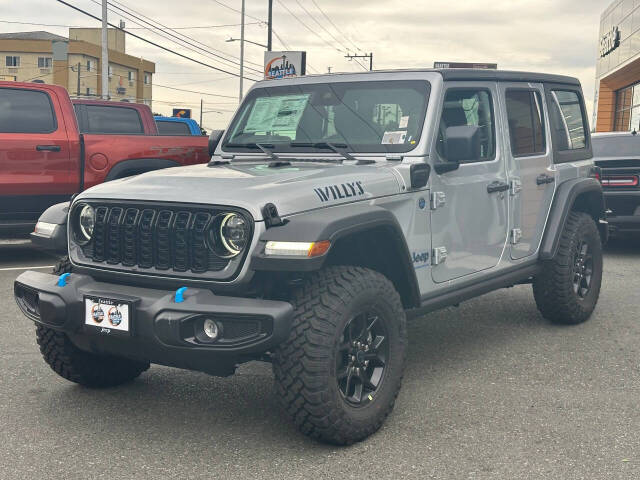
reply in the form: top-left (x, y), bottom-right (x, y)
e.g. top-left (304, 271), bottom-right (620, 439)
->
top-left (0, 86), bottom-right (74, 226)
top-left (429, 82), bottom-right (509, 283)
top-left (498, 83), bottom-right (555, 260)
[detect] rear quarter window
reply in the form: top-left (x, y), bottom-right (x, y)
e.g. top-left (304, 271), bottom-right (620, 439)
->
top-left (84, 105), bottom-right (144, 134)
top-left (0, 88), bottom-right (57, 133)
top-left (157, 121), bottom-right (192, 135)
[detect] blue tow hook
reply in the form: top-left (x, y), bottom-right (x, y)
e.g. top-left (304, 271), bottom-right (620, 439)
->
top-left (174, 286), bottom-right (188, 303)
top-left (57, 273), bottom-right (71, 287)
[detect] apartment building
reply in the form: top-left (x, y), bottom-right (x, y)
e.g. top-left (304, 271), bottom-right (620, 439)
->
top-left (0, 28), bottom-right (154, 106)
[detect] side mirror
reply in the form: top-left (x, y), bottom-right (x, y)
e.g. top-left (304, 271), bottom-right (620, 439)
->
top-left (435, 125), bottom-right (482, 173)
top-left (208, 129), bottom-right (225, 157)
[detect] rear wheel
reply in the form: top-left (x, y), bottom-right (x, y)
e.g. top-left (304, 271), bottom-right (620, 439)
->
top-left (273, 266), bottom-right (407, 445)
top-left (533, 211), bottom-right (603, 324)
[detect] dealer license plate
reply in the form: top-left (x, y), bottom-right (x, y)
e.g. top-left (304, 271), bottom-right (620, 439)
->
top-left (84, 296), bottom-right (131, 335)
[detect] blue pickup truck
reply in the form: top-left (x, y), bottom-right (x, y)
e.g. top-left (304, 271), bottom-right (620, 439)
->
top-left (154, 116), bottom-right (203, 136)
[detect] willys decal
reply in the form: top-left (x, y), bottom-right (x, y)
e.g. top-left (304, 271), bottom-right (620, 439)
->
top-left (314, 181), bottom-right (365, 203)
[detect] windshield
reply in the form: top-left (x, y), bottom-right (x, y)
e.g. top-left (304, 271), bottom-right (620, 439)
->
top-left (222, 80), bottom-right (430, 154)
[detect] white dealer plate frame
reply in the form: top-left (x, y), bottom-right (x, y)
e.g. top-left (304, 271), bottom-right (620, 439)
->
top-left (84, 295), bottom-right (132, 336)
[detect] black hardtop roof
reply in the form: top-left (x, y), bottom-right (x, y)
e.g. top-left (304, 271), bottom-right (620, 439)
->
top-left (435, 68), bottom-right (581, 86)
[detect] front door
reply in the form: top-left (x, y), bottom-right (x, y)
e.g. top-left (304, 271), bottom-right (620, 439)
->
top-left (498, 83), bottom-right (555, 260)
top-left (430, 82), bottom-right (509, 283)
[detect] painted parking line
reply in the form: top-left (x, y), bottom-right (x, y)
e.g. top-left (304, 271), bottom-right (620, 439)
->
top-left (0, 265), bottom-right (54, 272)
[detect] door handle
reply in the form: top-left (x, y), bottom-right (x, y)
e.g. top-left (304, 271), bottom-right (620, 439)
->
top-left (487, 180), bottom-right (510, 193)
top-left (536, 173), bottom-right (555, 185)
top-left (36, 145), bottom-right (61, 152)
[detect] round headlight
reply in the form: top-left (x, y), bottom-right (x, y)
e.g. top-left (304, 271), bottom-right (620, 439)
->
top-left (77, 204), bottom-right (95, 243)
top-left (219, 213), bottom-right (248, 257)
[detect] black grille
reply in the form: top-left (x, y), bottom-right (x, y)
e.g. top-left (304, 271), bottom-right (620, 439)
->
top-left (78, 203), bottom-right (243, 276)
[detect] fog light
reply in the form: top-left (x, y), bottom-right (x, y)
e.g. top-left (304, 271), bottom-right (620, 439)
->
top-left (203, 318), bottom-right (220, 340)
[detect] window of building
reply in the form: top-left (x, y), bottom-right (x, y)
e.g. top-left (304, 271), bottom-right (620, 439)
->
top-left (549, 90), bottom-right (587, 151)
top-left (614, 82), bottom-right (640, 132)
top-left (0, 88), bottom-right (56, 133)
top-left (144, 73), bottom-right (151, 85)
top-left (505, 89), bottom-right (546, 156)
top-left (38, 57), bottom-right (52, 69)
top-left (436, 88), bottom-right (495, 163)
top-left (86, 60), bottom-right (94, 72)
top-left (86, 88), bottom-right (92, 96)
top-left (85, 105), bottom-right (143, 134)
top-left (108, 65), bottom-right (114, 78)
top-left (128, 71), bottom-right (135, 82)
top-left (5, 56), bottom-right (20, 67)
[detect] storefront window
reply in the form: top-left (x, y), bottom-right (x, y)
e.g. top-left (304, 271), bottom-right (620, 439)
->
top-left (614, 82), bottom-right (640, 132)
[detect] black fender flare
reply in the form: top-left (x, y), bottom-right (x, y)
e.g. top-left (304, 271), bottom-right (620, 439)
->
top-left (250, 203), bottom-right (421, 308)
top-left (539, 177), bottom-right (607, 260)
top-left (29, 202), bottom-right (70, 254)
top-left (105, 158), bottom-right (180, 182)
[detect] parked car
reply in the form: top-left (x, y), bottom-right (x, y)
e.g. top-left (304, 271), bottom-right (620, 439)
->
top-left (15, 69), bottom-right (606, 445)
top-left (0, 82), bottom-right (211, 237)
top-left (154, 116), bottom-right (203, 136)
top-left (592, 132), bottom-right (640, 234)
top-left (73, 99), bottom-right (159, 135)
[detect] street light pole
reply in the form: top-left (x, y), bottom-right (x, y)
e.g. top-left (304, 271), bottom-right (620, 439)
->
top-left (239, 0), bottom-right (245, 101)
top-left (101, 0), bottom-right (109, 99)
top-left (267, 0), bottom-right (273, 51)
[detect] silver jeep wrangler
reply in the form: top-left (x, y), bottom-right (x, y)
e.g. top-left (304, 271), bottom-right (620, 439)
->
top-left (15, 69), bottom-right (607, 445)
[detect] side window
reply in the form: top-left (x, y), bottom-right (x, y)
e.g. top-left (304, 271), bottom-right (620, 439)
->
top-left (0, 88), bottom-right (56, 133)
top-left (549, 90), bottom-right (587, 150)
top-left (505, 90), bottom-right (546, 156)
top-left (84, 105), bottom-right (143, 134)
top-left (437, 89), bottom-right (495, 163)
top-left (157, 121), bottom-right (191, 135)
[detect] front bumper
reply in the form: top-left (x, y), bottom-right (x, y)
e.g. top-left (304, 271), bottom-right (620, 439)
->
top-left (604, 190), bottom-right (640, 231)
top-left (14, 271), bottom-right (294, 376)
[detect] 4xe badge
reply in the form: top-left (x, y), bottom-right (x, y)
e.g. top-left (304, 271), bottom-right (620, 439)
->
top-left (314, 181), bottom-right (364, 203)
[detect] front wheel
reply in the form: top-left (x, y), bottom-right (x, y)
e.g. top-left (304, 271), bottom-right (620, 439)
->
top-left (273, 266), bottom-right (407, 445)
top-left (533, 211), bottom-right (603, 324)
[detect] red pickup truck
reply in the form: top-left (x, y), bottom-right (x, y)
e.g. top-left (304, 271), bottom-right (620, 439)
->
top-left (0, 82), bottom-right (213, 236)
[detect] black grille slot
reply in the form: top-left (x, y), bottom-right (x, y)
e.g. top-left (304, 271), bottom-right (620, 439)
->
top-left (220, 319), bottom-right (261, 340)
top-left (78, 203), bottom-right (243, 278)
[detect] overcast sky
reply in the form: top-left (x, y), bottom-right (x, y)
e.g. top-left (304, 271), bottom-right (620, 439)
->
top-left (2, 0), bottom-right (607, 130)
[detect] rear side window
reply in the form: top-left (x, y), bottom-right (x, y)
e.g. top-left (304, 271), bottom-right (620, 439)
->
top-left (157, 121), bottom-right (191, 135)
top-left (505, 90), bottom-right (546, 156)
top-left (0, 88), bottom-right (56, 133)
top-left (85, 105), bottom-right (143, 134)
top-left (549, 90), bottom-right (587, 150)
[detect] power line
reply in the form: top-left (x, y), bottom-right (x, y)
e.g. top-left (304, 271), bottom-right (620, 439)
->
top-left (55, 0), bottom-right (260, 81)
top-left (309, 0), bottom-right (363, 53)
top-left (207, 0), bottom-right (265, 23)
top-left (107, 0), bottom-right (264, 70)
top-left (293, 0), bottom-right (351, 53)
top-left (275, 0), bottom-right (342, 54)
top-left (86, 0), bottom-right (263, 73)
top-left (153, 83), bottom-right (238, 99)
top-left (0, 19), bottom-right (260, 29)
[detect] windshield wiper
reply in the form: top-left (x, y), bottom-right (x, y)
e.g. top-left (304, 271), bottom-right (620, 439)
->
top-left (225, 142), bottom-right (280, 161)
top-left (290, 142), bottom-right (355, 161)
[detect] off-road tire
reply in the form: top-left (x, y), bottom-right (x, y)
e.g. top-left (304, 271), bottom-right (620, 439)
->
top-left (533, 211), bottom-right (603, 325)
top-left (37, 256), bottom-right (150, 387)
top-left (272, 266), bottom-right (407, 445)
top-left (36, 326), bottom-right (150, 387)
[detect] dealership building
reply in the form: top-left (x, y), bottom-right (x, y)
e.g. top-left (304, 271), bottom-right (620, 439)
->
top-left (594, 0), bottom-right (640, 132)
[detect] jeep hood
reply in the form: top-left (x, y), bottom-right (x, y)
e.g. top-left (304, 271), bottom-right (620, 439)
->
top-left (77, 161), bottom-right (401, 220)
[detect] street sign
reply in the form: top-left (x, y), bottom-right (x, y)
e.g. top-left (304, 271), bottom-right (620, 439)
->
top-left (172, 108), bottom-right (192, 118)
top-left (434, 62), bottom-right (498, 69)
top-left (264, 51), bottom-right (306, 79)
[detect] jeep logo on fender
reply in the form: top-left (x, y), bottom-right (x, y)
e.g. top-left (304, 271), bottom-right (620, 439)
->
top-left (314, 181), bottom-right (365, 202)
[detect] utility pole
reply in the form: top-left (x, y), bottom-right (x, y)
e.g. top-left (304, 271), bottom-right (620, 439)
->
top-left (200, 98), bottom-right (203, 127)
top-left (101, 0), bottom-right (109, 99)
top-left (344, 52), bottom-right (374, 71)
top-left (76, 62), bottom-right (81, 97)
top-left (239, 0), bottom-right (245, 101)
top-left (267, 0), bottom-right (273, 51)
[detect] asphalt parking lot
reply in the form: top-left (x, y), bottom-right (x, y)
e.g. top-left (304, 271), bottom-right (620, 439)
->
top-left (1, 238), bottom-right (639, 479)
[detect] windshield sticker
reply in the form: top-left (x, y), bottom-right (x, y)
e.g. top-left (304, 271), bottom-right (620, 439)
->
top-left (314, 181), bottom-right (365, 203)
top-left (381, 131), bottom-right (407, 145)
top-left (245, 94), bottom-right (310, 133)
top-left (399, 116), bottom-right (409, 129)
